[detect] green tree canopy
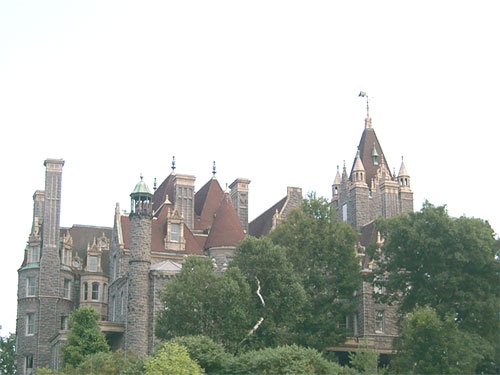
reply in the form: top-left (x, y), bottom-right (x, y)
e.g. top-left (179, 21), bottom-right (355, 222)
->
top-left (61, 307), bottom-right (110, 368)
top-left (269, 193), bottom-right (361, 349)
top-left (144, 343), bottom-right (203, 375)
top-left (372, 202), bottom-right (500, 362)
top-left (392, 306), bottom-right (490, 374)
top-left (228, 344), bottom-right (354, 375)
top-left (156, 256), bottom-right (254, 352)
top-left (0, 332), bottom-right (16, 375)
top-left (233, 236), bottom-right (307, 348)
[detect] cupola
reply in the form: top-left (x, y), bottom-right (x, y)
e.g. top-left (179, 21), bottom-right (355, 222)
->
top-left (130, 175), bottom-right (153, 214)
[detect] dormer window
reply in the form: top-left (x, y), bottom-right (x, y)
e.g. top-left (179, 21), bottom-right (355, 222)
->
top-left (89, 256), bottom-right (99, 272)
top-left (100, 239), bottom-right (107, 249)
top-left (29, 247), bottom-right (39, 264)
top-left (170, 223), bottom-right (180, 242)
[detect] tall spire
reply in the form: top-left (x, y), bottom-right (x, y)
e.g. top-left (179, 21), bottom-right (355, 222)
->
top-left (359, 91), bottom-right (372, 128)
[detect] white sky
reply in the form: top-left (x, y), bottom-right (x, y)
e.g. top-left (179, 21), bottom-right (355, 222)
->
top-left (1, 1), bottom-right (499, 335)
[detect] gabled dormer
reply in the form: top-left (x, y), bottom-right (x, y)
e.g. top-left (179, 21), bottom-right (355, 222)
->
top-left (164, 208), bottom-right (186, 251)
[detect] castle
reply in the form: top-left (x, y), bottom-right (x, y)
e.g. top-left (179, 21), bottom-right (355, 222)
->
top-left (16, 112), bottom-right (412, 373)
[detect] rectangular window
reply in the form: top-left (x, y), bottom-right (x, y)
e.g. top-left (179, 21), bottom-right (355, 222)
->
top-left (91, 282), bottom-right (99, 301)
top-left (26, 276), bottom-right (36, 297)
top-left (64, 279), bottom-right (71, 299)
top-left (63, 249), bottom-right (70, 265)
top-left (25, 355), bottom-right (34, 375)
top-left (170, 223), bottom-right (180, 242)
top-left (89, 256), bottom-right (98, 272)
top-left (353, 312), bottom-right (358, 336)
top-left (375, 310), bottom-right (385, 333)
top-left (342, 204), bottom-right (348, 222)
top-left (29, 247), bottom-right (39, 263)
top-left (61, 316), bottom-right (68, 331)
top-left (26, 314), bottom-right (34, 335)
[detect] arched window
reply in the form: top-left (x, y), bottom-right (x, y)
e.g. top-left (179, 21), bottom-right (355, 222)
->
top-left (91, 282), bottom-right (100, 301)
top-left (83, 282), bottom-right (88, 300)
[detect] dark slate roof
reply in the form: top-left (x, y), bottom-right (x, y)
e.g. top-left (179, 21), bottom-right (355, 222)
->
top-left (248, 196), bottom-right (287, 238)
top-left (351, 126), bottom-right (391, 186)
top-left (204, 193), bottom-right (245, 249)
top-left (152, 173), bottom-right (175, 212)
top-left (63, 225), bottom-right (112, 274)
top-left (194, 178), bottom-right (224, 231)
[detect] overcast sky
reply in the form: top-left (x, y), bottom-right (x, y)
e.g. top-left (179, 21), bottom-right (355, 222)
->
top-left (1, 1), bottom-right (499, 335)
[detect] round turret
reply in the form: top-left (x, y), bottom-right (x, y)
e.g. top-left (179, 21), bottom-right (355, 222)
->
top-left (130, 175), bottom-right (153, 214)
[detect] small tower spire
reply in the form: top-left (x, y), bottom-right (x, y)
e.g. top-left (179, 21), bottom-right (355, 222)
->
top-left (212, 161), bottom-right (217, 178)
top-left (171, 156), bottom-right (176, 173)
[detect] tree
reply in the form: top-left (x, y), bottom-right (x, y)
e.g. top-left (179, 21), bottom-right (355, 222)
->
top-left (61, 307), bottom-right (110, 368)
top-left (0, 333), bottom-right (16, 375)
top-left (144, 343), bottom-right (203, 375)
top-left (167, 335), bottom-right (232, 375)
top-left (233, 236), bottom-right (307, 348)
top-left (392, 306), bottom-right (489, 374)
top-left (228, 344), bottom-right (355, 375)
top-left (156, 256), bottom-right (254, 352)
top-left (348, 340), bottom-right (379, 374)
top-left (372, 203), bottom-right (500, 370)
top-left (269, 193), bottom-right (361, 350)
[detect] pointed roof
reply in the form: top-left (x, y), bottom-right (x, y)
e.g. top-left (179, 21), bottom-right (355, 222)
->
top-left (248, 196), bottom-right (287, 238)
top-left (352, 118), bottom-right (391, 185)
top-left (352, 149), bottom-right (365, 172)
top-left (333, 166), bottom-right (341, 185)
top-left (204, 193), bottom-right (245, 249)
top-left (194, 178), bottom-right (224, 231)
top-left (152, 173), bottom-right (175, 212)
top-left (398, 157), bottom-right (409, 177)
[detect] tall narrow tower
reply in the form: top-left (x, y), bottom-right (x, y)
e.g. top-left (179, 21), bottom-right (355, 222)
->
top-left (125, 176), bottom-right (153, 356)
top-left (229, 178), bottom-right (250, 232)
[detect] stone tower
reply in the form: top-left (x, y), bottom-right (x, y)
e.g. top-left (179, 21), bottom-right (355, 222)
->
top-left (125, 176), bottom-right (153, 356)
top-left (17, 159), bottom-right (66, 372)
top-left (229, 178), bottom-right (250, 232)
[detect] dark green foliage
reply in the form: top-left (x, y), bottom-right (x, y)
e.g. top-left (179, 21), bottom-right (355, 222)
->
top-left (269, 193), bottom-right (361, 349)
top-left (348, 340), bottom-right (379, 374)
top-left (156, 257), bottom-right (253, 352)
top-left (392, 306), bottom-right (490, 374)
top-left (228, 344), bottom-right (355, 375)
top-left (61, 307), bottom-right (110, 368)
top-left (0, 333), bottom-right (16, 375)
top-left (372, 202), bottom-right (500, 370)
top-left (168, 335), bottom-right (232, 375)
top-left (233, 237), bottom-right (307, 348)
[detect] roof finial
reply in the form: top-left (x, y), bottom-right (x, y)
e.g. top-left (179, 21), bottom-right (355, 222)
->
top-left (171, 156), bottom-right (176, 173)
top-left (359, 91), bottom-right (370, 116)
top-left (212, 161), bottom-right (217, 177)
top-left (140, 174), bottom-right (143, 181)
top-left (153, 177), bottom-right (157, 191)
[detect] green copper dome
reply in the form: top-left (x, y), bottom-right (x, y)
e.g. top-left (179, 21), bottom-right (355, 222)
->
top-left (130, 175), bottom-right (152, 198)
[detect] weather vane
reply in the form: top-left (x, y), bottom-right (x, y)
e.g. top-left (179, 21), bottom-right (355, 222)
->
top-left (359, 91), bottom-right (370, 117)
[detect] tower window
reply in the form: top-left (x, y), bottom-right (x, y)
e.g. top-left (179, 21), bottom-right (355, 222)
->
top-left (170, 223), bottom-right (180, 242)
top-left (342, 204), bottom-right (348, 222)
top-left (61, 316), bottom-right (68, 330)
top-left (120, 291), bottom-right (125, 315)
top-left (83, 282), bottom-right (88, 300)
top-left (29, 247), bottom-right (39, 264)
top-left (63, 279), bottom-right (71, 299)
top-left (91, 282), bottom-right (100, 301)
top-left (26, 314), bottom-right (35, 335)
top-left (113, 255), bottom-right (118, 281)
top-left (375, 310), bottom-right (385, 333)
top-left (26, 276), bottom-right (36, 297)
top-left (89, 256), bottom-right (99, 272)
top-left (25, 355), bottom-right (34, 375)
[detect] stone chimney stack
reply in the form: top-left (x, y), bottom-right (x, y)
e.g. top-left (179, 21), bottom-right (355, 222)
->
top-left (229, 178), bottom-right (250, 232)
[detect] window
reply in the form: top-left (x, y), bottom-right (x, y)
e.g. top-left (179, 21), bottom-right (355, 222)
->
top-left (89, 256), bottom-right (99, 272)
top-left (61, 316), bottom-right (68, 330)
top-left (353, 312), bottom-right (358, 336)
top-left (62, 248), bottom-right (70, 265)
top-left (375, 310), bottom-right (385, 333)
top-left (91, 282), bottom-right (100, 301)
top-left (113, 255), bottom-right (118, 281)
top-left (83, 282), bottom-right (88, 300)
top-left (112, 296), bottom-right (116, 321)
top-left (100, 239), bottom-right (107, 249)
top-left (170, 223), bottom-right (180, 242)
top-left (26, 314), bottom-right (34, 335)
top-left (63, 279), bottom-right (71, 299)
top-left (342, 204), bottom-right (348, 222)
top-left (120, 291), bottom-right (125, 315)
top-left (25, 355), bottom-right (34, 375)
top-left (26, 276), bottom-right (36, 297)
top-left (29, 247), bottom-right (39, 264)
top-left (103, 283), bottom-right (108, 302)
